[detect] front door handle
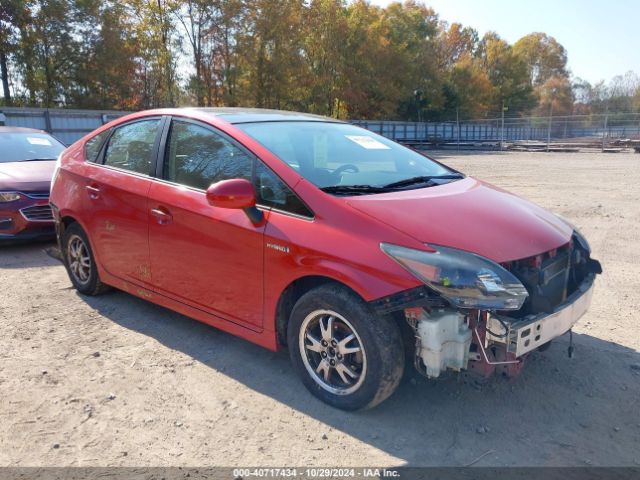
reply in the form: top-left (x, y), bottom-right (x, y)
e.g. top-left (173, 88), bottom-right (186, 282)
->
top-left (85, 184), bottom-right (100, 200)
top-left (150, 207), bottom-right (173, 225)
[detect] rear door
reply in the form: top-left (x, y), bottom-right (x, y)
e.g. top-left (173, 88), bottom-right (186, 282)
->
top-left (147, 118), bottom-right (265, 328)
top-left (86, 117), bottom-right (164, 287)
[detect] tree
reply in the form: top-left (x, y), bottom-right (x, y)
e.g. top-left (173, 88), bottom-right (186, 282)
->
top-left (478, 32), bottom-right (536, 116)
top-left (0, 0), bottom-right (28, 104)
top-left (0, 0), bottom-right (634, 121)
top-left (537, 75), bottom-right (574, 116)
top-left (237, 0), bottom-right (306, 110)
top-left (126, 0), bottom-right (181, 108)
top-left (438, 22), bottom-right (478, 69)
top-left (383, 1), bottom-right (443, 120)
top-left (442, 53), bottom-right (492, 119)
top-left (513, 33), bottom-right (568, 87)
top-left (11, 0), bottom-right (81, 106)
top-left (63, 0), bottom-right (140, 109)
top-left (174, 0), bottom-right (211, 105)
top-left (300, 0), bottom-right (349, 116)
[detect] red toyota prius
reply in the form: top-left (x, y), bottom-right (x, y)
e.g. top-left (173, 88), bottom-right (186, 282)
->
top-left (50, 108), bottom-right (601, 410)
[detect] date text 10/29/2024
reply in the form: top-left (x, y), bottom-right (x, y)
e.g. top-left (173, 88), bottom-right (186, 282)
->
top-left (232, 468), bottom-right (401, 478)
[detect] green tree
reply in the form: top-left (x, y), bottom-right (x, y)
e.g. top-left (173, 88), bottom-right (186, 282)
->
top-left (443, 53), bottom-right (492, 119)
top-left (238, 0), bottom-right (306, 110)
top-left (126, 0), bottom-right (181, 108)
top-left (513, 32), bottom-right (568, 87)
top-left (383, 1), bottom-right (443, 120)
top-left (0, 0), bottom-right (29, 104)
top-left (13, 0), bottom-right (81, 106)
top-left (478, 32), bottom-right (536, 116)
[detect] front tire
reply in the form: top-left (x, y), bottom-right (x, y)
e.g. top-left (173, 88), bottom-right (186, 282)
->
top-left (287, 284), bottom-right (404, 410)
top-left (62, 223), bottom-right (109, 296)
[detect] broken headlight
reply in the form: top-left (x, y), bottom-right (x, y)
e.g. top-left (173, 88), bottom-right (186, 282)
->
top-left (381, 243), bottom-right (528, 310)
top-left (556, 215), bottom-right (591, 253)
top-left (572, 228), bottom-right (590, 254)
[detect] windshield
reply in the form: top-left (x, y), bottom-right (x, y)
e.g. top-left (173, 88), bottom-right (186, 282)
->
top-left (235, 121), bottom-right (458, 192)
top-left (0, 132), bottom-right (65, 163)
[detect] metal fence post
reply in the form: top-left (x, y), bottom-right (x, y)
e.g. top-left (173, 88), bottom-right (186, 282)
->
top-left (44, 109), bottom-right (52, 133)
top-left (456, 107), bottom-right (460, 151)
top-left (546, 107), bottom-right (553, 152)
top-left (500, 101), bottom-right (505, 151)
top-left (602, 110), bottom-right (609, 152)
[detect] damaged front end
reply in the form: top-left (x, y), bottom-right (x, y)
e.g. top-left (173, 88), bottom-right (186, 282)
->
top-left (375, 232), bottom-right (602, 379)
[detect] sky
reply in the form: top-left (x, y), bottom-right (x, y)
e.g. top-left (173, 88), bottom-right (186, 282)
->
top-left (369, 0), bottom-right (640, 85)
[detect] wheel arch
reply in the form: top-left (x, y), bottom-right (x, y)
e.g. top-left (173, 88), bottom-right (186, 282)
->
top-left (274, 275), bottom-right (367, 348)
top-left (57, 214), bottom-right (88, 246)
top-left (56, 213), bottom-right (99, 264)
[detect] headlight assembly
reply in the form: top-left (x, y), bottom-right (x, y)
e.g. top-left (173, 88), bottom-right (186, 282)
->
top-left (0, 192), bottom-right (21, 203)
top-left (381, 243), bottom-right (529, 310)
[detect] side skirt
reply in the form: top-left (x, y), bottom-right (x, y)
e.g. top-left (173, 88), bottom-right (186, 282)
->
top-left (98, 269), bottom-right (279, 352)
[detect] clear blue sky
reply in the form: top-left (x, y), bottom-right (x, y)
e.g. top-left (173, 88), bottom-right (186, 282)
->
top-left (368, 0), bottom-right (640, 84)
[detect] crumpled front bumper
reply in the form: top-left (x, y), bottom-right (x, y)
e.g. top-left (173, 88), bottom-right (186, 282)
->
top-left (488, 273), bottom-right (596, 357)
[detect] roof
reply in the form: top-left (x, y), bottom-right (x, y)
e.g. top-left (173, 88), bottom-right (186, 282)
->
top-left (188, 107), bottom-right (342, 124)
top-left (0, 126), bottom-right (47, 134)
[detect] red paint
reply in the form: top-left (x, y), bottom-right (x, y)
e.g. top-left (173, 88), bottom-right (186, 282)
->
top-left (147, 179), bottom-right (266, 329)
top-left (50, 108), bottom-right (574, 351)
top-left (206, 179), bottom-right (257, 209)
top-left (346, 178), bottom-right (572, 263)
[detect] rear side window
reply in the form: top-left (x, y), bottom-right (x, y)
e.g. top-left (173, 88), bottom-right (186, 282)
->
top-left (164, 120), bottom-right (253, 190)
top-left (255, 161), bottom-right (313, 218)
top-left (84, 130), bottom-right (110, 163)
top-left (103, 120), bottom-right (160, 175)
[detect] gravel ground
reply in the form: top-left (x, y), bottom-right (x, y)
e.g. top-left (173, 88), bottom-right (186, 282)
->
top-left (1, 151), bottom-right (639, 467)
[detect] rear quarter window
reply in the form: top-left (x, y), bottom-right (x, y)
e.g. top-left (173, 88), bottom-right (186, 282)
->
top-left (84, 130), bottom-right (110, 163)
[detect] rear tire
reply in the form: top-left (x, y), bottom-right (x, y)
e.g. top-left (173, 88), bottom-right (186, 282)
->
top-left (62, 223), bottom-right (109, 296)
top-left (287, 284), bottom-right (404, 410)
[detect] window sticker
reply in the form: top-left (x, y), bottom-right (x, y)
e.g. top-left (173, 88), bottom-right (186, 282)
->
top-left (27, 137), bottom-right (52, 146)
top-left (345, 135), bottom-right (390, 150)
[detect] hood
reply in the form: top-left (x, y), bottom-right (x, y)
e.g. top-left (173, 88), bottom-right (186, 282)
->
top-left (0, 160), bottom-right (56, 192)
top-left (347, 177), bottom-right (572, 263)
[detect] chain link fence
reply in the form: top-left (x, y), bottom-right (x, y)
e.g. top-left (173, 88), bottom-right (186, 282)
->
top-left (352, 112), bottom-right (640, 151)
top-left (1, 107), bottom-right (639, 152)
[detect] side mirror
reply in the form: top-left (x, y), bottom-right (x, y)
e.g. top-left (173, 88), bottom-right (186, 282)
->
top-left (206, 179), bottom-right (264, 225)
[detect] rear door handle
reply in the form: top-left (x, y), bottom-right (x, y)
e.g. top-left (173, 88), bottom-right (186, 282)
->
top-left (85, 184), bottom-right (100, 199)
top-left (150, 207), bottom-right (173, 225)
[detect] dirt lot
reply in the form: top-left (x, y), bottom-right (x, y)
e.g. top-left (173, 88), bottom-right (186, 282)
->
top-left (1, 151), bottom-right (639, 467)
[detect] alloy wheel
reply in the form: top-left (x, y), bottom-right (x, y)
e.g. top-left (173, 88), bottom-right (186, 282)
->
top-left (299, 309), bottom-right (367, 395)
top-left (67, 234), bottom-right (91, 285)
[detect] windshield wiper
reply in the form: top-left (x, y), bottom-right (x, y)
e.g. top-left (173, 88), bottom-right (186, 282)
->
top-left (382, 173), bottom-right (464, 189)
top-left (23, 158), bottom-right (58, 162)
top-left (320, 184), bottom-right (400, 195)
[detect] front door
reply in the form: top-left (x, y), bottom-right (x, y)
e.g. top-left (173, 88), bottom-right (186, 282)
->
top-left (148, 119), bottom-right (265, 328)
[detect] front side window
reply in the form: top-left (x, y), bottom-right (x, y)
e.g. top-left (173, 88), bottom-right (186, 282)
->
top-left (235, 121), bottom-right (459, 193)
top-left (164, 120), bottom-right (253, 190)
top-left (103, 120), bottom-right (160, 175)
top-left (255, 161), bottom-right (313, 217)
